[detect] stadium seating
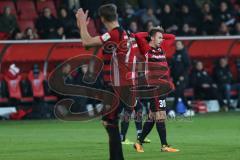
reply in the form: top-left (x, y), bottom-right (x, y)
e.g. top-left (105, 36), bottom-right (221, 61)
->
top-left (16, 0), bottom-right (38, 21)
top-left (0, 0), bottom-right (17, 15)
top-left (0, 32), bottom-right (9, 40)
top-left (42, 80), bottom-right (58, 102)
top-left (20, 77), bottom-right (34, 103)
top-left (3, 72), bottom-right (33, 103)
top-left (4, 73), bottom-right (22, 100)
top-left (88, 19), bottom-right (99, 37)
top-left (28, 70), bottom-right (45, 98)
top-left (36, 0), bottom-right (57, 17)
top-left (18, 20), bottom-right (35, 32)
top-left (0, 0), bottom-right (61, 38)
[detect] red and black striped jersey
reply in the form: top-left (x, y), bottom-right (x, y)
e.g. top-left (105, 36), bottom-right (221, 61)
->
top-left (99, 27), bottom-right (139, 86)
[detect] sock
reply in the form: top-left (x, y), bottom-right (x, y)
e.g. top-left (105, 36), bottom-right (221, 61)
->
top-left (134, 109), bottom-right (143, 139)
top-left (135, 121), bottom-right (142, 139)
top-left (120, 121), bottom-right (129, 141)
top-left (138, 120), bottom-right (154, 144)
top-left (156, 121), bottom-right (168, 146)
top-left (105, 125), bottom-right (124, 160)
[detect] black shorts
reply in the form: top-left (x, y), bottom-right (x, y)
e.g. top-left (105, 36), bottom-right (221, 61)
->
top-left (147, 96), bottom-right (167, 112)
top-left (101, 85), bottom-right (135, 124)
top-left (101, 85), bottom-right (119, 124)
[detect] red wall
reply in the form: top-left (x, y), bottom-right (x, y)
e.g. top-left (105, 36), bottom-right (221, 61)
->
top-left (0, 39), bottom-right (239, 78)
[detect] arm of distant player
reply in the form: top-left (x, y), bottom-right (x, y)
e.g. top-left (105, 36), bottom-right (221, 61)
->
top-left (134, 32), bottom-right (150, 56)
top-left (161, 34), bottom-right (175, 51)
top-left (76, 8), bottom-right (103, 47)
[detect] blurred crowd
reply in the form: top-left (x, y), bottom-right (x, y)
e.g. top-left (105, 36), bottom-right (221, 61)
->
top-left (1, 0), bottom-right (240, 40)
top-left (0, 5), bottom-right (79, 40)
top-left (171, 41), bottom-right (240, 111)
top-left (120, 0), bottom-right (240, 36)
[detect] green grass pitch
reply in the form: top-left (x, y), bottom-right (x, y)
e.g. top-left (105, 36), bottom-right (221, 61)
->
top-left (0, 112), bottom-right (240, 160)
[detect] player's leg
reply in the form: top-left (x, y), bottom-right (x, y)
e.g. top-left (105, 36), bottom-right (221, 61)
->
top-left (137, 118), bottom-right (154, 144)
top-left (134, 98), bottom-right (155, 152)
top-left (134, 99), bottom-right (143, 140)
top-left (102, 86), bottom-right (124, 160)
top-left (156, 119), bottom-right (179, 152)
top-left (154, 97), bottom-right (168, 146)
top-left (155, 97), bottom-right (179, 152)
top-left (120, 103), bottom-right (134, 144)
top-left (156, 120), bottom-right (167, 145)
top-left (102, 120), bottom-right (124, 160)
top-left (134, 117), bottom-right (154, 152)
top-left (102, 113), bottom-right (124, 160)
top-left (135, 99), bottom-right (151, 143)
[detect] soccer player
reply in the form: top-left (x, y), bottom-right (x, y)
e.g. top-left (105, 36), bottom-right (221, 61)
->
top-left (76, 4), bottom-right (137, 160)
top-left (133, 27), bottom-right (180, 153)
top-left (119, 32), bottom-right (151, 145)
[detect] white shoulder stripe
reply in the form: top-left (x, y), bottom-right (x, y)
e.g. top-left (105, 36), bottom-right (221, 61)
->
top-left (101, 33), bottom-right (111, 42)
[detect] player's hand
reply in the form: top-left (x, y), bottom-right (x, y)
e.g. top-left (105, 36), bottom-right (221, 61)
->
top-left (75, 8), bottom-right (90, 28)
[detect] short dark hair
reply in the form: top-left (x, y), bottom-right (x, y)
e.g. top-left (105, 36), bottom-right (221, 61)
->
top-left (98, 3), bottom-right (118, 22)
top-left (148, 26), bottom-right (164, 37)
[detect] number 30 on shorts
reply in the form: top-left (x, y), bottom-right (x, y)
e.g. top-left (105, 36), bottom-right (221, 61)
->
top-left (159, 100), bottom-right (166, 108)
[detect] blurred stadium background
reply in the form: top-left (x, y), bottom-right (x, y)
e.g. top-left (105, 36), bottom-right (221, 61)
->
top-left (0, 0), bottom-right (240, 160)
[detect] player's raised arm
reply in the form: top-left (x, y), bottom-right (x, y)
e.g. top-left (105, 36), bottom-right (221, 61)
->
top-left (161, 33), bottom-right (176, 51)
top-left (134, 32), bottom-right (149, 55)
top-left (76, 8), bottom-right (103, 47)
top-left (135, 32), bottom-right (148, 39)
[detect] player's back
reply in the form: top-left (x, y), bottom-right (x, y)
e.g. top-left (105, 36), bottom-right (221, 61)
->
top-left (100, 27), bottom-right (136, 86)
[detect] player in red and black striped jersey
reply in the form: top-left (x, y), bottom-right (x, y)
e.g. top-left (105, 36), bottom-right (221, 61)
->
top-left (133, 27), bottom-right (180, 153)
top-left (76, 4), bottom-right (137, 160)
